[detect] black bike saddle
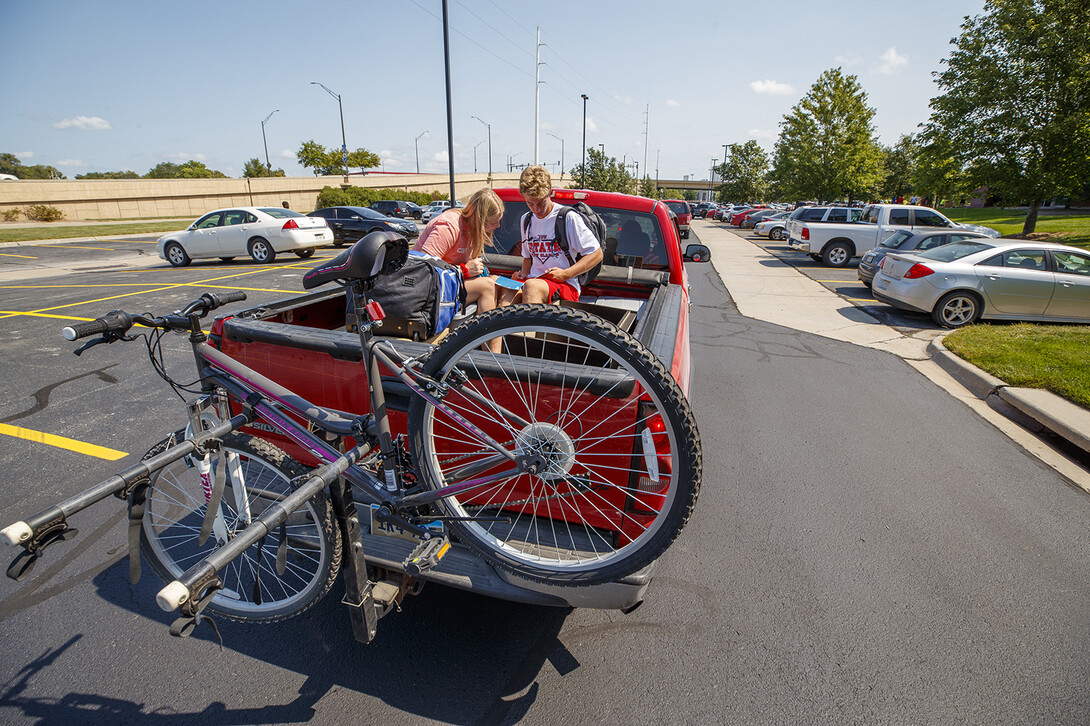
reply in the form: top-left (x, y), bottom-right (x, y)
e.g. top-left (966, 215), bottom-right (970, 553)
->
top-left (302, 231), bottom-right (410, 289)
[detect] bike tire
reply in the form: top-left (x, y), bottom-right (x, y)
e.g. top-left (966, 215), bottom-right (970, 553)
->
top-left (139, 431), bottom-right (341, 622)
top-left (407, 305), bottom-right (701, 586)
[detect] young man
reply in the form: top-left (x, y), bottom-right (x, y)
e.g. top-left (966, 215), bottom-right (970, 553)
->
top-left (500, 165), bottom-right (603, 305)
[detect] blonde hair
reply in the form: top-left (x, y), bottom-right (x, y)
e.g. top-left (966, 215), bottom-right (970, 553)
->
top-left (458, 188), bottom-right (505, 258)
top-left (519, 165), bottom-right (552, 200)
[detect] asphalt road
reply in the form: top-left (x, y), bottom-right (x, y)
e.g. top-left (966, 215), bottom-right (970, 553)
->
top-left (0, 239), bottom-right (1088, 724)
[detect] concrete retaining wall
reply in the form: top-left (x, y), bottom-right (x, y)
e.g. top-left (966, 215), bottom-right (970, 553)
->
top-left (0, 173), bottom-right (522, 221)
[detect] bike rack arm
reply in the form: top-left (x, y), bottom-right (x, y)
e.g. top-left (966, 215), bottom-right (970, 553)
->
top-left (156, 440), bottom-right (362, 614)
top-left (2, 413), bottom-right (251, 551)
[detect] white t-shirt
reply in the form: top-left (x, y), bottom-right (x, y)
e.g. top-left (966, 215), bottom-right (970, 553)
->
top-left (521, 204), bottom-right (600, 295)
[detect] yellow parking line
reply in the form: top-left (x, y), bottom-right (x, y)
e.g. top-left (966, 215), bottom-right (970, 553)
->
top-left (0, 253), bottom-right (38, 259)
top-left (0, 311), bottom-right (96, 321)
top-left (846, 298), bottom-right (876, 303)
top-left (0, 422), bottom-right (127, 460)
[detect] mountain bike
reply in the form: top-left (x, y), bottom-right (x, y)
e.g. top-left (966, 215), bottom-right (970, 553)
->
top-left (2, 232), bottom-right (701, 643)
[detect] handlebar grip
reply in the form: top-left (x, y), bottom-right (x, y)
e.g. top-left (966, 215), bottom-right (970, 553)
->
top-left (200, 291), bottom-right (247, 311)
top-left (156, 580), bottom-right (191, 612)
top-left (62, 310), bottom-right (133, 341)
top-left (2, 521), bottom-right (32, 546)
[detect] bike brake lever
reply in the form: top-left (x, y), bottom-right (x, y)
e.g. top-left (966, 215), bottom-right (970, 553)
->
top-left (73, 336), bottom-right (107, 356)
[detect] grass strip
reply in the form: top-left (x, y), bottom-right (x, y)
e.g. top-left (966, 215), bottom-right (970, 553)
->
top-left (0, 222), bottom-right (185, 243)
top-left (943, 208), bottom-right (1090, 251)
top-left (944, 323), bottom-right (1090, 410)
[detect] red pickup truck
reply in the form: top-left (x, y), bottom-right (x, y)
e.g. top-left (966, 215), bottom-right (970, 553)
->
top-left (209, 188), bottom-right (710, 611)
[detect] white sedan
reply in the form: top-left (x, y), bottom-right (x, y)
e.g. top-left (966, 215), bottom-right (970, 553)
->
top-left (157, 207), bottom-right (333, 266)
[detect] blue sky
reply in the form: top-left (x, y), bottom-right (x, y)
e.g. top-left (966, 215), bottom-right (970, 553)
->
top-left (1, 0), bottom-right (987, 182)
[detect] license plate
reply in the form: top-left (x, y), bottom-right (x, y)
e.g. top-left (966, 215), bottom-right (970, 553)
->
top-left (876, 277), bottom-right (889, 289)
top-left (369, 505), bottom-right (442, 543)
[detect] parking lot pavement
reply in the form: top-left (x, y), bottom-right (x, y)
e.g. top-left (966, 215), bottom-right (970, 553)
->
top-left (691, 220), bottom-right (943, 359)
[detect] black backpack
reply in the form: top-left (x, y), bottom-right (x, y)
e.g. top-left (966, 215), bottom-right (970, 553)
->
top-left (521, 201), bottom-right (606, 286)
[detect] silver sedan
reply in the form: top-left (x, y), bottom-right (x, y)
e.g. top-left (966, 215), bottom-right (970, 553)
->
top-left (871, 238), bottom-right (1090, 328)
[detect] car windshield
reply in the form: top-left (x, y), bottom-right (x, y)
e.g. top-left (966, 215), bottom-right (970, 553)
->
top-left (880, 230), bottom-right (914, 249)
top-left (488, 201), bottom-right (670, 271)
top-left (259, 208), bottom-right (303, 218)
top-left (917, 240), bottom-right (995, 262)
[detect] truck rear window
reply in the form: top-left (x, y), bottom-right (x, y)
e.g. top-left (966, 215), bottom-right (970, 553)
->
top-left (489, 202), bottom-right (670, 271)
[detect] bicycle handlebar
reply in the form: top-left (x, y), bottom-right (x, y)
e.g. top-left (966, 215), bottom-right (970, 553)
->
top-left (60, 291), bottom-right (248, 341)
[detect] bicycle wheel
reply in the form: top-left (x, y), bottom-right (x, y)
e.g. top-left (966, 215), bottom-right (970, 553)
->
top-left (139, 431), bottom-right (341, 622)
top-left (407, 305), bottom-right (701, 586)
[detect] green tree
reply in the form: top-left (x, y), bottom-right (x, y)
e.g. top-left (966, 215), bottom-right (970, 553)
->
top-left (567, 148), bottom-right (634, 193)
top-left (296, 140), bottom-right (379, 176)
top-left (770, 68), bottom-right (883, 203)
top-left (881, 134), bottom-right (917, 200)
top-left (925, 0), bottom-right (1090, 233)
top-left (638, 175), bottom-right (658, 198)
top-left (75, 170), bottom-right (140, 179)
top-left (15, 164), bottom-right (65, 179)
top-left (714, 141), bottom-right (770, 203)
top-left (145, 160), bottom-right (226, 178)
top-left (0, 153), bottom-right (20, 176)
top-left (243, 157), bottom-right (285, 178)
top-left (912, 129), bottom-right (972, 206)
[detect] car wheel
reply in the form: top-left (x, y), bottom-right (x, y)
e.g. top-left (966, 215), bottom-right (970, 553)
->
top-left (932, 291), bottom-right (981, 328)
top-left (294, 248), bottom-right (315, 259)
top-left (248, 238), bottom-right (276, 263)
top-left (822, 242), bottom-right (852, 267)
top-left (219, 257), bottom-right (234, 263)
top-left (164, 242), bottom-right (191, 267)
top-left (770, 228), bottom-right (784, 241)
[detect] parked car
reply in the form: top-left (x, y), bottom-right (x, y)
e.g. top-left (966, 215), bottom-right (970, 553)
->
top-left (691, 202), bottom-right (714, 219)
top-left (369, 200), bottom-right (419, 219)
top-left (403, 201), bottom-right (424, 219)
top-left (739, 209), bottom-right (779, 229)
top-left (752, 212), bottom-right (791, 239)
top-left (871, 238), bottom-right (1090, 328)
top-left (156, 207), bottom-right (332, 266)
top-left (857, 229), bottom-right (990, 287)
top-left (662, 199), bottom-right (692, 239)
top-left (421, 200), bottom-right (464, 222)
top-left (309, 206), bottom-right (419, 247)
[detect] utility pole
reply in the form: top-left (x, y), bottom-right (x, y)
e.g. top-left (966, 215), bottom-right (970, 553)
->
top-left (547, 132), bottom-right (564, 177)
top-left (709, 158), bottom-right (717, 201)
top-left (310, 82), bottom-right (348, 182)
top-left (580, 94), bottom-right (588, 188)
top-left (472, 116), bottom-right (491, 182)
top-left (534, 27), bottom-right (543, 165)
top-left (643, 104), bottom-right (649, 181)
top-left (441, 0), bottom-right (455, 201)
top-left (415, 131), bottom-right (428, 174)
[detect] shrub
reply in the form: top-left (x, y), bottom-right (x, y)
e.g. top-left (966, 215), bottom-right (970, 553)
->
top-left (314, 186), bottom-right (447, 210)
top-left (24, 205), bottom-right (64, 222)
top-left (1, 208), bottom-right (19, 222)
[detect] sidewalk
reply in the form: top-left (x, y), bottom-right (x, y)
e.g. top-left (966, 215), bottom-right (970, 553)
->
top-left (693, 220), bottom-right (1090, 461)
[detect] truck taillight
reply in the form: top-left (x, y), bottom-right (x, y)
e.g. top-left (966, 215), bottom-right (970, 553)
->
top-left (801, 227), bottom-right (809, 240)
top-left (553, 190), bottom-right (588, 201)
top-left (282, 219), bottom-right (299, 230)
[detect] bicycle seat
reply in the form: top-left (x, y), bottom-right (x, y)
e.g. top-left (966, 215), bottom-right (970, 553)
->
top-left (303, 231), bottom-right (409, 289)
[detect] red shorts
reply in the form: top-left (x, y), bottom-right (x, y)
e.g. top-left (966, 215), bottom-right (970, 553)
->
top-left (536, 277), bottom-right (579, 302)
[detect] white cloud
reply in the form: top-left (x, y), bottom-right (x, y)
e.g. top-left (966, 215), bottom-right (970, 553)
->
top-left (56, 159), bottom-right (84, 167)
top-left (163, 152), bottom-right (207, 161)
top-left (279, 149), bottom-right (295, 159)
top-left (612, 94), bottom-right (634, 105)
top-left (835, 53), bottom-right (863, 66)
top-left (541, 121), bottom-right (556, 131)
top-left (52, 115), bottom-right (111, 130)
top-left (15, 151), bottom-right (34, 159)
top-left (878, 47), bottom-right (908, 74)
top-left (666, 99), bottom-right (679, 108)
top-left (586, 118), bottom-right (599, 134)
top-left (749, 80), bottom-right (794, 96)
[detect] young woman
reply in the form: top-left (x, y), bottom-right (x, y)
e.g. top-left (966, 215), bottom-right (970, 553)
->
top-left (412, 188), bottom-right (504, 315)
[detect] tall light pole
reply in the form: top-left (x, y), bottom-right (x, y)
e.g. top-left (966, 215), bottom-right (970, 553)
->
top-left (473, 140), bottom-right (485, 173)
top-left (261, 109), bottom-right (279, 174)
top-left (508, 152), bottom-right (522, 172)
top-left (415, 131), bottom-right (428, 174)
top-left (580, 94), bottom-right (588, 188)
top-left (721, 143), bottom-right (729, 201)
top-left (311, 82), bottom-right (348, 182)
top-left (709, 158), bottom-right (717, 201)
top-left (472, 115), bottom-right (491, 181)
top-left (547, 133), bottom-right (564, 177)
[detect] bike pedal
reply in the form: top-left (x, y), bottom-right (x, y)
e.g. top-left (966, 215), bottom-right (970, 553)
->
top-left (402, 537), bottom-right (450, 576)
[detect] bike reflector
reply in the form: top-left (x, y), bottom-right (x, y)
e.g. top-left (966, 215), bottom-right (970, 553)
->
top-left (365, 300), bottom-right (386, 322)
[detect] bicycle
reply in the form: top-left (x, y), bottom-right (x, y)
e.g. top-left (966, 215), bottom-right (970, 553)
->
top-left (2, 232), bottom-right (702, 643)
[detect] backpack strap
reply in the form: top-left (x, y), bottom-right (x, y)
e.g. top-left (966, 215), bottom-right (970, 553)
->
top-left (552, 206), bottom-right (577, 267)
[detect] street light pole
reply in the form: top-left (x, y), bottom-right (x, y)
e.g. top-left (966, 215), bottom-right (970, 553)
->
top-left (547, 133), bottom-right (564, 177)
top-left (472, 115), bottom-right (491, 182)
top-left (415, 131), bottom-right (428, 174)
top-left (311, 82), bottom-right (348, 182)
top-left (580, 94), bottom-right (588, 189)
top-left (261, 109), bottom-right (279, 175)
top-left (709, 158), bottom-right (717, 202)
top-left (473, 140), bottom-right (485, 173)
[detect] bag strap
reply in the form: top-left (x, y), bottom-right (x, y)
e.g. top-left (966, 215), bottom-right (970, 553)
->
top-left (553, 207), bottom-right (577, 267)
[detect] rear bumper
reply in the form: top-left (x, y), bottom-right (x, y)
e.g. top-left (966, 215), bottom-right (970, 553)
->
top-left (788, 238), bottom-right (810, 252)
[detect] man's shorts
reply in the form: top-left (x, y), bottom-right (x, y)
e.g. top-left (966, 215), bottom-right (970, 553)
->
top-left (537, 277), bottom-right (579, 302)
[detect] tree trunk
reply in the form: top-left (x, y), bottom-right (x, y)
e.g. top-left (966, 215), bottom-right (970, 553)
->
top-left (1022, 198), bottom-right (1042, 236)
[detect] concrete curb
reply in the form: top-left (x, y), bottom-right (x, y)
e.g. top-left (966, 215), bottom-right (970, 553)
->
top-left (929, 333), bottom-right (1090, 455)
